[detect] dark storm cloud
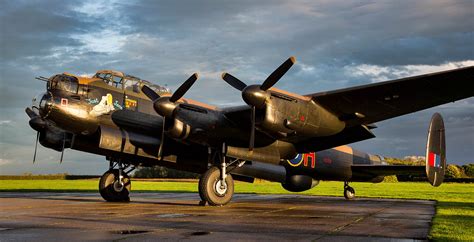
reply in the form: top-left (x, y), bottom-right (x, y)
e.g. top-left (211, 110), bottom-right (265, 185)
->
top-left (110, 0), bottom-right (473, 101)
top-left (0, 0), bottom-right (473, 174)
top-left (0, 0), bottom-right (87, 60)
top-left (122, 0), bottom-right (473, 66)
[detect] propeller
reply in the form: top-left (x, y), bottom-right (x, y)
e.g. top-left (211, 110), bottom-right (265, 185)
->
top-left (260, 56), bottom-right (296, 91)
top-left (142, 73), bottom-right (199, 159)
top-left (33, 132), bottom-right (40, 164)
top-left (221, 56), bottom-right (296, 150)
top-left (142, 85), bottom-right (160, 101)
top-left (221, 73), bottom-right (246, 91)
top-left (59, 132), bottom-right (66, 164)
top-left (28, 107), bottom-right (43, 164)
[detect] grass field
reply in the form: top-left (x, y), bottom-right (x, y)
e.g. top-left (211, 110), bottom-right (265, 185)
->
top-left (0, 180), bottom-right (472, 241)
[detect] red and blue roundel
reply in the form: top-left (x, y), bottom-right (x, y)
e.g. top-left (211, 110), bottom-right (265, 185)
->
top-left (287, 154), bottom-right (303, 167)
top-left (428, 152), bottom-right (441, 168)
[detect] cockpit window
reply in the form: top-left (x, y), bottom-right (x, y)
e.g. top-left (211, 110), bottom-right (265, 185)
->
top-left (110, 75), bottom-right (122, 88)
top-left (49, 74), bottom-right (78, 93)
top-left (94, 73), bottom-right (123, 88)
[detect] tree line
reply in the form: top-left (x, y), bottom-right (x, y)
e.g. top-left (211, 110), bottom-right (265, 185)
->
top-left (384, 157), bottom-right (474, 178)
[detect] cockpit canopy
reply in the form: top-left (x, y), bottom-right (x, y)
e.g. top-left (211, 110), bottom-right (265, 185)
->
top-left (47, 70), bottom-right (170, 96)
top-left (93, 70), bottom-right (170, 95)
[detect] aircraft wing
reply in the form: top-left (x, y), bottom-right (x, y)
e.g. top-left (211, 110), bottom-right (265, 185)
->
top-left (306, 66), bottom-right (474, 126)
top-left (351, 165), bottom-right (425, 176)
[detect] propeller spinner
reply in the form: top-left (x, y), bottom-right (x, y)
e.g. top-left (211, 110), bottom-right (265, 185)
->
top-left (221, 56), bottom-right (296, 150)
top-left (142, 73), bottom-right (199, 158)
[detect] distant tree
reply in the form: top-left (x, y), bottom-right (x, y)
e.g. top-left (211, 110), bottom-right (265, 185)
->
top-left (383, 175), bottom-right (398, 182)
top-left (384, 157), bottom-right (424, 166)
top-left (461, 164), bottom-right (474, 178)
top-left (445, 164), bottom-right (463, 178)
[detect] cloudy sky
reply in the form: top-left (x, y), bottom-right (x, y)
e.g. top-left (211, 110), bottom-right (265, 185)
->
top-left (1, 0), bottom-right (473, 174)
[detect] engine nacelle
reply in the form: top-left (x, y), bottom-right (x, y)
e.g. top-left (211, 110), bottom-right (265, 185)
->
top-left (230, 161), bottom-right (319, 192)
top-left (29, 115), bottom-right (70, 152)
top-left (281, 175), bottom-right (319, 192)
top-left (260, 95), bottom-right (345, 137)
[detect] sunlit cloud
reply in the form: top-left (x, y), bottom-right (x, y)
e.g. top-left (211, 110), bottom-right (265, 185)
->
top-left (347, 60), bottom-right (474, 83)
top-left (0, 120), bottom-right (13, 126)
top-left (0, 159), bottom-right (12, 166)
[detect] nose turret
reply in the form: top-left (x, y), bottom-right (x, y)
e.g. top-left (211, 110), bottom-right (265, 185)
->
top-left (31, 92), bottom-right (53, 118)
top-left (27, 92), bottom-right (51, 132)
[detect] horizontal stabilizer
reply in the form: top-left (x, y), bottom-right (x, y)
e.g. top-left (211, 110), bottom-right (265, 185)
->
top-left (351, 165), bottom-right (425, 176)
top-left (351, 113), bottom-right (446, 186)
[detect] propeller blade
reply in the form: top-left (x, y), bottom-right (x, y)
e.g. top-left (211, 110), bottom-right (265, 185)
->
top-left (158, 118), bottom-right (166, 159)
top-left (142, 85), bottom-right (161, 101)
top-left (26, 107), bottom-right (38, 119)
top-left (60, 133), bottom-right (66, 164)
top-left (260, 56), bottom-right (296, 91)
top-left (221, 73), bottom-right (247, 91)
top-left (33, 132), bottom-right (39, 164)
top-left (70, 134), bottom-right (76, 149)
top-left (170, 73), bottom-right (199, 102)
top-left (249, 106), bottom-right (255, 151)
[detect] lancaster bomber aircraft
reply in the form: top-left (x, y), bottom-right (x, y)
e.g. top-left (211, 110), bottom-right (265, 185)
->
top-left (26, 57), bottom-right (473, 205)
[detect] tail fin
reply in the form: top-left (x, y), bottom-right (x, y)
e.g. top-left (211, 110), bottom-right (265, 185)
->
top-left (425, 113), bottom-right (446, 186)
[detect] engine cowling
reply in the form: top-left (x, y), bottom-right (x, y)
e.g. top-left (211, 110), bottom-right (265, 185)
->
top-left (260, 95), bottom-right (345, 137)
top-left (281, 175), bottom-right (319, 192)
top-left (166, 118), bottom-right (192, 140)
top-left (28, 115), bottom-right (69, 152)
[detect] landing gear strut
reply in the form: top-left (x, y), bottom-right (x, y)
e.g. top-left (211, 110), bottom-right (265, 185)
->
top-left (344, 181), bottom-right (355, 200)
top-left (199, 144), bottom-right (242, 206)
top-left (99, 159), bottom-right (134, 202)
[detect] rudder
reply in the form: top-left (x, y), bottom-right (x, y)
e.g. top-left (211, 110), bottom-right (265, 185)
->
top-left (425, 113), bottom-right (446, 186)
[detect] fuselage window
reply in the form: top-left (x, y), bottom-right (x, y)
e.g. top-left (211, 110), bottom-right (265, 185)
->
top-left (150, 84), bottom-right (170, 95)
top-left (124, 78), bottom-right (140, 93)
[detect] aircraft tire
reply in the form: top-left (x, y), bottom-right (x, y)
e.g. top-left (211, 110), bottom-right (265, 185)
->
top-left (199, 166), bottom-right (234, 206)
top-left (99, 169), bottom-right (131, 202)
top-left (344, 186), bottom-right (355, 200)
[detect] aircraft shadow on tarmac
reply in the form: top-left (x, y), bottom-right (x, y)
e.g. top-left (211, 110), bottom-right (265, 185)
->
top-left (7, 195), bottom-right (203, 207)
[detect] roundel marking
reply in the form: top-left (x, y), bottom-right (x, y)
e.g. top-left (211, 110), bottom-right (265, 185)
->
top-left (287, 153), bottom-right (303, 167)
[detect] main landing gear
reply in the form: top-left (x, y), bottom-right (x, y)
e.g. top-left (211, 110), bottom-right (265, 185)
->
top-left (198, 145), bottom-right (244, 206)
top-left (344, 181), bottom-right (355, 200)
top-left (99, 159), bottom-right (135, 202)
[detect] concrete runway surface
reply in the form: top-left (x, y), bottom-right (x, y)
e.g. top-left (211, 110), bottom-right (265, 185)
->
top-left (0, 192), bottom-right (435, 241)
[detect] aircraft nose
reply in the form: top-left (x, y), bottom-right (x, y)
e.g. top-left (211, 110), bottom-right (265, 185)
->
top-left (31, 92), bottom-right (52, 118)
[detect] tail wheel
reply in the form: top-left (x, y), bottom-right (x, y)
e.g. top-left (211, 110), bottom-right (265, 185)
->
top-left (344, 186), bottom-right (355, 200)
top-left (199, 166), bottom-right (234, 206)
top-left (99, 169), bottom-right (131, 202)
